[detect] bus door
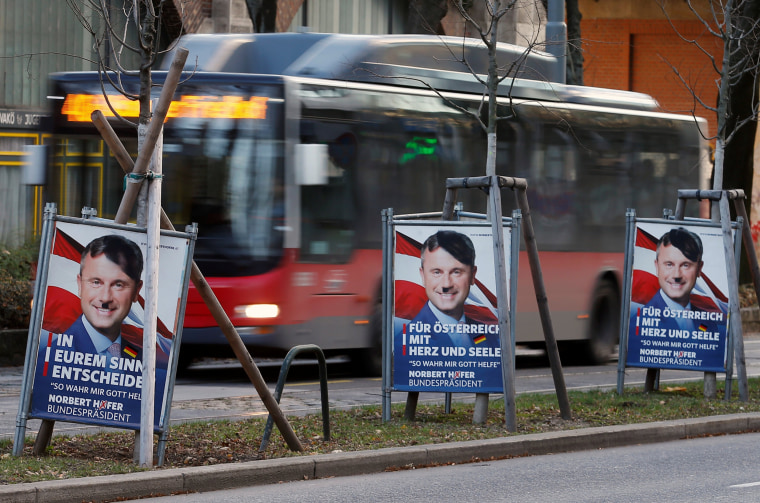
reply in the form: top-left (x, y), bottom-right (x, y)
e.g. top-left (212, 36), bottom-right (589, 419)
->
top-left (289, 119), bottom-right (375, 349)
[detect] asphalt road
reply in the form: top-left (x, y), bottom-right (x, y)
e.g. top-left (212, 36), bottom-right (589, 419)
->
top-left (132, 431), bottom-right (760, 503)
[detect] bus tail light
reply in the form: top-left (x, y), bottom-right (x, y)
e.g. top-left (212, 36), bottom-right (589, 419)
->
top-left (235, 304), bottom-right (280, 319)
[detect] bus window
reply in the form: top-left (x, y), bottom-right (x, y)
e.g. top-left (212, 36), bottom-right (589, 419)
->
top-left (299, 131), bottom-right (356, 263)
top-left (520, 122), bottom-right (580, 250)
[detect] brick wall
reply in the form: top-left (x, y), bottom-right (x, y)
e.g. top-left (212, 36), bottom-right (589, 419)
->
top-left (582, 18), bottom-right (723, 139)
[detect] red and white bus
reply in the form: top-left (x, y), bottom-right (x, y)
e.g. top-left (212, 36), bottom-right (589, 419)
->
top-left (40, 33), bottom-right (710, 374)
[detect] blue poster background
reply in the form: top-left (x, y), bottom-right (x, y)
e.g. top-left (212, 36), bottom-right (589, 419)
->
top-left (30, 335), bottom-right (166, 430)
top-left (393, 317), bottom-right (503, 392)
top-left (626, 305), bottom-right (727, 372)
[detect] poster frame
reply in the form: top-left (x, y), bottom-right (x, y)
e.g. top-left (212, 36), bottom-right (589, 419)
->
top-left (14, 204), bottom-right (197, 457)
top-left (616, 211), bottom-right (742, 393)
top-left (381, 209), bottom-right (520, 417)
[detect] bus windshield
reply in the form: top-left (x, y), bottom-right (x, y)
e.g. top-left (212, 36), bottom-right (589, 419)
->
top-left (47, 76), bottom-right (286, 277)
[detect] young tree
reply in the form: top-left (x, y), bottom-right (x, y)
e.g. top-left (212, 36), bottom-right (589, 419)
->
top-left (40, 0), bottom-right (303, 466)
top-left (720, 1), bottom-right (760, 206)
top-left (402, 0), bottom-right (572, 430)
top-left (565, 0), bottom-right (583, 85)
top-left (59, 0), bottom-right (178, 468)
top-left (661, 0), bottom-right (760, 199)
top-left (68, 0), bottom-right (174, 223)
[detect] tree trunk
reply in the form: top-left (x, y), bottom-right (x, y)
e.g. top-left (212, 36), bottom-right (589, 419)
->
top-left (723, 0), bottom-right (760, 281)
top-left (723, 0), bottom-right (760, 200)
top-left (565, 0), bottom-right (583, 85)
top-left (245, 0), bottom-right (277, 32)
top-left (406, 0), bottom-right (448, 35)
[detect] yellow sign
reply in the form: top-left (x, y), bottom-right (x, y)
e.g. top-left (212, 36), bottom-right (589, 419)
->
top-left (62, 94), bottom-right (268, 122)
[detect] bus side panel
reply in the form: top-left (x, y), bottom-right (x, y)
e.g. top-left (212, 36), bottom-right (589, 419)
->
top-left (515, 251), bottom-right (622, 343)
top-left (182, 248), bottom-right (380, 352)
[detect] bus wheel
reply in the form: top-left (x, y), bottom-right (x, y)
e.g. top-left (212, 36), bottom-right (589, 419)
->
top-left (583, 280), bottom-right (620, 365)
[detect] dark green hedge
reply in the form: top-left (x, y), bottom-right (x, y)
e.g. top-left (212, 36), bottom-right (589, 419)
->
top-left (0, 243), bottom-right (37, 330)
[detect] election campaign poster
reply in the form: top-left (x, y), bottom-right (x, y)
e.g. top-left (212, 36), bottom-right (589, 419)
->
top-left (626, 221), bottom-right (732, 372)
top-left (392, 222), bottom-right (512, 393)
top-left (28, 219), bottom-right (193, 431)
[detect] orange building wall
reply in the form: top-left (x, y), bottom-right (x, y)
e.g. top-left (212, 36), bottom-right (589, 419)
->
top-left (582, 18), bottom-right (723, 139)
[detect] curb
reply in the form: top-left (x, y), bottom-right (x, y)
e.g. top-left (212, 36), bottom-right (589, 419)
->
top-left (2, 412), bottom-right (759, 503)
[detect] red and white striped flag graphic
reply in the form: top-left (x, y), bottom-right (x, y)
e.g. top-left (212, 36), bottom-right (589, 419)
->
top-left (394, 231), bottom-right (499, 323)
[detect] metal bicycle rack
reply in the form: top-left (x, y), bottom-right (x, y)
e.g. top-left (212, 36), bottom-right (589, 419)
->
top-left (258, 344), bottom-right (330, 452)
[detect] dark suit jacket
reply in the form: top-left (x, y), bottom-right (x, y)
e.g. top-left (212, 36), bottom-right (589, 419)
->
top-left (58, 315), bottom-right (144, 361)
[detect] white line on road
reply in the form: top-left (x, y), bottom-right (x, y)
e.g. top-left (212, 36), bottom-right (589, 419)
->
top-left (729, 481), bottom-right (760, 489)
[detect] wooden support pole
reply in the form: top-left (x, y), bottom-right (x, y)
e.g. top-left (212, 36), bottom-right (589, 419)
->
top-left (514, 185), bottom-right (572, 420)
top-left (31, 419), bottom-right (53, 456)
top-left (441, 176), bottom-right (571, 424)
top-left (732, 193), bottom-right (760, 306)
top-left (644, 371), bottom-right (658, 393)
top-left (719, 193), bottom-right (748, 401)
top-left (403, 392), bottom-right (419, 421)
top-left (732, 192), bottom-right (760, 303)
top-left (90, 120), bottom-right (303, 451)
top-left (487, 176), bottom-right (516, 430)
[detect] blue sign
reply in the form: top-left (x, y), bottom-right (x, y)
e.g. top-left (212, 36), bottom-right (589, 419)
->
top-left (392, 223), bottom-right (512, 393)
top-left (28, 221), bottom-right (191, 431)
top-left (625, 221), bottom-right (730, 373)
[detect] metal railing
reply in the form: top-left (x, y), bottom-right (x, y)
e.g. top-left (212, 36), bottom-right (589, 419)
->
top-left (259, 344), bottom-right (330, 453)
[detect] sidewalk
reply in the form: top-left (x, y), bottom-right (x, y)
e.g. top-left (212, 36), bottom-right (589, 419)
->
top-left (2, 412), bottom-right (760, 503)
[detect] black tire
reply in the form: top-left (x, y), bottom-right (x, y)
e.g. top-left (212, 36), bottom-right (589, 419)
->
top-left (583, 280), bottom-right (620, 365)
top-left (174, 349), bottom-right (196, 376)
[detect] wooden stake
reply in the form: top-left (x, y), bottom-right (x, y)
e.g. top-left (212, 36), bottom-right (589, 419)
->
top-left (139, 126), bottom-right (162, 467)
top-left (91, 110), bottom-right (303, 452)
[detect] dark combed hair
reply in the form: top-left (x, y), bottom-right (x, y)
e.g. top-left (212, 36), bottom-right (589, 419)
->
top-left (421, 230), bottom-right (476, 267)
top-left (658, 227), bottom-right (703, 262)
top-left (81, 234), bottom-right (143, 282)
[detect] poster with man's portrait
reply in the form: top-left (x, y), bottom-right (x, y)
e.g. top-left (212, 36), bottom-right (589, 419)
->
top-left (29, 220), bottom-right (192, 431)
top-left (626, 221), bottom-right (732, 372)
top-left (392, 223), bottom-right (512, 393)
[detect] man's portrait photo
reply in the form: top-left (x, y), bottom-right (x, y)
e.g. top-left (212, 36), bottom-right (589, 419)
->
top-left (393, 227), bottom-right (504, 347)
top-left (409, 230), bottom-right (499, 348)
top-left (67, 234), bottom-right (144, 359)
